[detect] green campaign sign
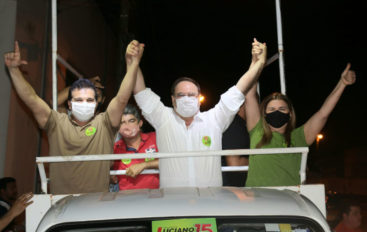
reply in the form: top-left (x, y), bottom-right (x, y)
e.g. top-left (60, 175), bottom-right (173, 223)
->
top-left (152, 218), bottom-right (217, 232)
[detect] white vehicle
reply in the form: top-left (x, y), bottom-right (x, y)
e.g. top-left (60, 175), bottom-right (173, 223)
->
top-left (27, 148), bottom-right (331, 232)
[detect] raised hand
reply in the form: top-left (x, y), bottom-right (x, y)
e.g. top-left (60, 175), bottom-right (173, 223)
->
top-left (9, 192), bottom-right (33, 217)
top-left (251, 38), bottom-right (266, 65)
top-left (88, 76), bottom-right (104, 89)
top-left (4, 41), bottom-right (28, 68)
top-left (341, 63), bottom-right (356, 86)
top-left (125, 40), bottom-right (145, 66)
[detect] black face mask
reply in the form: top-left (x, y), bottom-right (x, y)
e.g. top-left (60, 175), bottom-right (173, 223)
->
top-left (265, 110), bottom-right (290, 128)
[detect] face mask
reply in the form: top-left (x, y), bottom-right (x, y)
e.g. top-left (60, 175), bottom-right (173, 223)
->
top-left (71, 102), bottom-right (96, 122)
top-left (175, 96), bottom-right (199, 118)
top-left (265, 110), bottom-right (290, 128)
top-left (120, 126), bottom-right (139, 139)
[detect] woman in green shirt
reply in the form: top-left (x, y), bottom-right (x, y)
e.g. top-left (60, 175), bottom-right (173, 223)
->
top-left (245, 40), bottom-right (356, 187)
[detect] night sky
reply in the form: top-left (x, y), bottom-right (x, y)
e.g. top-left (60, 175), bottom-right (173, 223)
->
top-left (102, 0), bottom-right (367, 176)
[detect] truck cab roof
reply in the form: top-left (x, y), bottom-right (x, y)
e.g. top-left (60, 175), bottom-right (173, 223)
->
top-left (34, 186), bottom-right (331, 232)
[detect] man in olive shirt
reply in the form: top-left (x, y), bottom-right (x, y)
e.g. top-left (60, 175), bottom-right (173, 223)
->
top-left (4, 41), bottom-right (144, 194)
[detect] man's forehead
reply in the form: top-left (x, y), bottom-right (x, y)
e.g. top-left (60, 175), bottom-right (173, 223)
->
top-left (121, 114), bottom-right (137, 121)
top-left (175, 81), bottom-right (199, 93)
top-left (71, 88), bottom-right (96, 98)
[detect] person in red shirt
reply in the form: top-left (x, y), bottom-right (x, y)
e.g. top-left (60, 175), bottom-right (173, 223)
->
top-left (334, 200), bottom-right (364, 232)
top-left (113, 104), bottom-right (159, 190)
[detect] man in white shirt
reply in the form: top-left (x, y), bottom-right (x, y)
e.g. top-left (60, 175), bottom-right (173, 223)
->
top-left (129, 39), bottom-right (266, 188)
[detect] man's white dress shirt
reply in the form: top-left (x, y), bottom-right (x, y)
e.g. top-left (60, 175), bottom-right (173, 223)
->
top-left (134, 86), bottom-right (245, 187)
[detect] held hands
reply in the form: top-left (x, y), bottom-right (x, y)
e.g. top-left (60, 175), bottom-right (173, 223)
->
top-left (125, 162), bottom-right (146, 178)
top-left (125, 40), bottom-right (145, 66)
top-left (251, 38), bottom-right (267, 66)
top-left (4, 41), bottom-right (28, 68)
top-left (340, 63), bottom-right (356, 86)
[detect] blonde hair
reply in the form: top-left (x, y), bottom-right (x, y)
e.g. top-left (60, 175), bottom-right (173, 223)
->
top-left (256, 92), bottom-right (296, 148)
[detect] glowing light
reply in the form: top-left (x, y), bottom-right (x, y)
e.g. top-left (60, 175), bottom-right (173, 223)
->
top-left (199, 95), bottom-right (205, 103)
top-left (316, 133), bottom-right (324, 145)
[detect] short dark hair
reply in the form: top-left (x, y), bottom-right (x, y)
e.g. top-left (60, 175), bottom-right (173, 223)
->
top-left (0, 177), bottom-right (16, 190)
top-left (123, 104), bottom-right (141, 121)
top-left (68, 79), bottom-right (98, 101)
top-left (170, 77), bottom-right (201, 96)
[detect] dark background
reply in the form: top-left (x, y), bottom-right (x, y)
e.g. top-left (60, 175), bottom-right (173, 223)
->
top-left (97, 0), bottom-right (367, 179)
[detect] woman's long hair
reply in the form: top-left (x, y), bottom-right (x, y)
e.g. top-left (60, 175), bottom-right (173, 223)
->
top-left (256, 92), bottom-right (296, 148)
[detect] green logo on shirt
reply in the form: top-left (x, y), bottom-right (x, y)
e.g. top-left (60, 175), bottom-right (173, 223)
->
top-left (85, 127), bottom-right (96, 136)
top-left (122, 159), bottom-right (131, 165)
top-left (202, 136), bottom-right (211, 147)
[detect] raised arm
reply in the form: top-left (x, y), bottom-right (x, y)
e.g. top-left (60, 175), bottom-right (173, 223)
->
top-left (303, 63), bottom-right (356, 145)
top-left (4, 41), bottom-right (51, 128)
top-left (236, 38), bottom-right (266, 95)
top-left (244, 39), bottom-right (264, 131)
top-left (245, 83), bottom-right (260, 131)
top-left (106, 40), bottom-right (144, 127)
top-left (134, 67), bottom-right (147, 94)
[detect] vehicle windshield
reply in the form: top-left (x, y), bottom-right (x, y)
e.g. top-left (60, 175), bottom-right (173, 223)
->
top-left (46, 216), bottom-right (325, 232)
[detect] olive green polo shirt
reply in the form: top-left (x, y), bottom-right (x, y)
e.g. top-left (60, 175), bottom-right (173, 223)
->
top-left (44, 110), bottom-right (118, 194)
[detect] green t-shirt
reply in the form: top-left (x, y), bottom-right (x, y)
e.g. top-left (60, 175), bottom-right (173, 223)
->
top-left (245, 120), bottom-right (308, 187)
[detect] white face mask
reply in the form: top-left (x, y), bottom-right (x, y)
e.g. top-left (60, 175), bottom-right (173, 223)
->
top-left (120, 127), bottom-right (139, 139)
top-left (71, 102), bottom-right (96, 122)
top-left (175, 96), bottom-right (199, 118)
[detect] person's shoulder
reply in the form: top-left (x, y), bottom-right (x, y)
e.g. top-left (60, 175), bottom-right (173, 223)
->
top-left (114, 138), bottom-right (127, 153)
top-left (144, 131), bottom-right (157, 140)
top-left (333, 222), bottom-right (345, 232)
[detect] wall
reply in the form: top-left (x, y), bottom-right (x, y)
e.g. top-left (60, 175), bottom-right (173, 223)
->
top-left (0, 0), bottom-right (17, 177)
top-left (4, 0), bottom-right (118, 194)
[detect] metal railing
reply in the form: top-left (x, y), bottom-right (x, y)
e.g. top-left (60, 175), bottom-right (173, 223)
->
top-left (36, 147), bottom-right (309, 194)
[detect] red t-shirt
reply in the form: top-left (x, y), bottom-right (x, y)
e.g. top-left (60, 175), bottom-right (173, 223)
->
top-left (334, 222), bottom-right (364, 232)
top-left (113, 132), bottom-right (159, 190)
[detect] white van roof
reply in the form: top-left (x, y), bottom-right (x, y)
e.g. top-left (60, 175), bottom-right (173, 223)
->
top-left (35, 186), bottom-right (330, 232)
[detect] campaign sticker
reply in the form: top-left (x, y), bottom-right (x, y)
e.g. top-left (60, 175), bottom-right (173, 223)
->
top-left (85, 127), bottom-right (96, 136)
top-left (279, 224), bottom-right (292, 232)
top-left (202, 136), bottom-right (211, 147)
top-left (122, 159), bottom-right (131, 165)
top-left (152, 218), bottom-right (217, 232)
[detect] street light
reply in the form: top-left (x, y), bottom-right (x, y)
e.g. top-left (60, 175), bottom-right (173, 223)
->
top-left (316, 133), bottom-right (324, 149)
top-left (199, 94), bottom-right (205, 103)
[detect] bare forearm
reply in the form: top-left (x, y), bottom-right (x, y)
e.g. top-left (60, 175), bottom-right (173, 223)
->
top-left (304, 80), bottom-right (347, 144)
top-left (226, 156), bottom-right (248, 166)
top-left (245, 83), bottom-right (260, 131)
top-left (134, 67), bottom-right (146, 94)
top-left (318, 80), bottom-right (346, 118)
top-left (0, 210), bottom-right (16, 231)
top-left (9, 67), bottom-right (40, 106)
top-left (236, 60), bottom-right (264, 95)
top-left (8, 67), bottom-right (50, 127)
top-left (117, 62), bottom-right (139, 105)
top-left (57, 86), bottom-right (70, 106)
top-left (107, 61), bottom-right (139, 127)
top-left (145, 159), bottom-right (159, 169)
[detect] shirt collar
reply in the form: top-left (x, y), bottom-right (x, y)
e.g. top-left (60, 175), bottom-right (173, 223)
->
top-left (173, 110), bottom-right (203, 124)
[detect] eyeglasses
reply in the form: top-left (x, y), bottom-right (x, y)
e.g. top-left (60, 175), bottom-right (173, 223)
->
top-left (175, 92), bottom-right (199, 99)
